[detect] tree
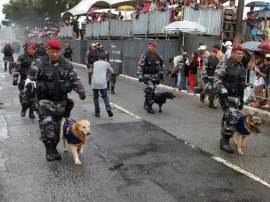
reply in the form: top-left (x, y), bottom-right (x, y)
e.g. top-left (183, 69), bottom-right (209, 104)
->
top-left (2, 0), bottom-right (80, 28)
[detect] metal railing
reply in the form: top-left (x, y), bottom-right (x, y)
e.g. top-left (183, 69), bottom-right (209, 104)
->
top-left (61, 8), bottom-right (224, 39)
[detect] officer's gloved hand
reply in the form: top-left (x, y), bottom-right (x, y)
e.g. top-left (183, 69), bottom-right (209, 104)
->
top-left (138, 75), bottom-right (144, 82)
top-left (78, 89), bottom-right (86, 100)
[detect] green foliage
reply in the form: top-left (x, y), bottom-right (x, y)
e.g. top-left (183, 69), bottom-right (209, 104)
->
top-left (2, 0), bottom-right (79, 28)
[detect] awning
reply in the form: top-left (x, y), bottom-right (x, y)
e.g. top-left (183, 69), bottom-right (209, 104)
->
top-left (61, 0), bottom-right (148, 17)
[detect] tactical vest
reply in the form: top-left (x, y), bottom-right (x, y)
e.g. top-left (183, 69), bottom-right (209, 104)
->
top-left (206, 56), bottom-right (219, 76)
top-left (143, 52), bottom-right (161, 74)
top-left (37, 57), bottom-right (73, 101)
top-left (19, 54), bottom-right (39, 80)
top-left (223, 59), bottom-right (246, 96)
top-left (63, 48), bottom-right (72, 58)
top-left (63, 119), bottom-right (84, 145)
top-left (4, 47), bottom-right (13, 57)
top-left (87, 50), bottom-right (99, 65)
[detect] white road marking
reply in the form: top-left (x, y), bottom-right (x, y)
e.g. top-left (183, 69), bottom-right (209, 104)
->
top-left (110, 102), bottom-right (142, 120)
top-left (110, 100), bottom-right (270, 189)
top-left (212, 156), bottom-right (270, 188)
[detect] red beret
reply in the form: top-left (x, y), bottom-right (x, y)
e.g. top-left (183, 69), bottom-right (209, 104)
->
top-left (148, 42), bottom-right (157, 47)
top-left (211, 48), bottom-right (218, 54)
top-left (27, 43), bottom-right (36, 50)
top-left (232, 44), bottom-right (244, 52)
top-left (47, 40), bottom-right (62, 50)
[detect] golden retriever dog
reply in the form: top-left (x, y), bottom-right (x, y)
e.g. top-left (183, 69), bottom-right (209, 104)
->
top-left (233, 110), bottom-right (262, 155)
top-left (60, 119), bottom-right (91, 164)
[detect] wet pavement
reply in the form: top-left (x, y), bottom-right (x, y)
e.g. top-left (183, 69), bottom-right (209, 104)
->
top-left (0, 60), bottom-right (270, 201)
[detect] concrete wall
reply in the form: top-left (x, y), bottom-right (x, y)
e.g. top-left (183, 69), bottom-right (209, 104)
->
top-left (58, 38), bottom-right (222, 87)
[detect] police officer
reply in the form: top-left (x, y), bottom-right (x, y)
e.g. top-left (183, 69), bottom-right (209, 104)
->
top-left (23, 40), bottom-right (86, 161)
top-left (137, 42), bottom-right (164, 114)
top-left (13, 43), bottom-right (39, 118)
top-left (36, 42), bottom-right (46, 57)
top-left (200, 48), bottom-right (220, 109)
top-left (63, 43), bottom-right (73, 61)
top-left (213, 45), bottom-right (246, 153)
top-left (85, 43), bottom-right (99, 85)
top-left (1, 42), bottom-right (14, 72)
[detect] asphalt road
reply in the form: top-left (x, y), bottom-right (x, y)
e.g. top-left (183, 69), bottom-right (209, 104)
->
top-left (0, 60), bottom-right (270, 201)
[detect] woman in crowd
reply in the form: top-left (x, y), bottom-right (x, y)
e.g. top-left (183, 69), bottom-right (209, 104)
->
top-left (188, 52), bottom-right (198, 94)
top-left (251, 54), bottom-right (267, 107)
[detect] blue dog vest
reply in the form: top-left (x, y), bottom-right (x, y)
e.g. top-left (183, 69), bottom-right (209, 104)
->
top-left (63, 119), bottom-right (83, 144)
top-left (236, 111), bottom-right (251, 136)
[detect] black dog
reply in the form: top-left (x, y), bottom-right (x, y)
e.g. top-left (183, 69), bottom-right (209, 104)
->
top-left (154, 92), bottom-right (176, 112)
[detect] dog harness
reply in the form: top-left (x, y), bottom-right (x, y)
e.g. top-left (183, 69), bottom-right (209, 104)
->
top-left (63, 119), bottom-right (83, 144)
top-left (236, 110), bottom-right (251, 136)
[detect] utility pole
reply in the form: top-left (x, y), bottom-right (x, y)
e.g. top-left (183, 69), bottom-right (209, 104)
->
top-left (233, 0), bottom-right (244, 44)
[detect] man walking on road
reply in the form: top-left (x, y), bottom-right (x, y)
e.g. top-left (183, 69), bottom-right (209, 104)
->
top-left (213, 45), bottom-right (246, 153)
top-left (92, 52), bottom-right (114, 118)
top-left (85, 43), bottom-right (99, 85)
top-left (23, 40), bottom-right (86, 161)
top-left (13, 43), bottom-right (39, 118)
top-left (137, 42), bottom-right (164, 114)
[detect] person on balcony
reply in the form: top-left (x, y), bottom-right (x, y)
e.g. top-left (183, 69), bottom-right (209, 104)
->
top-left (246, 6), bottom-right (256, 31)
top-left (150, 0), bottom-right (157, 11)
top-left (199, 0), bottom-right (207, 9)
top-left (189, 0), bottom-right (199, 10)
top-left (116, 11), bottom-right (124, 20)
top-left (223, 0), bottom-right (237, 38)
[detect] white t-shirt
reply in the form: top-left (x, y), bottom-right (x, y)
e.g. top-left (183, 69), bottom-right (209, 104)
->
top-left (92, 60), bottom-right (111, 89)
top-left (173, 55), bottom-right (183, 67)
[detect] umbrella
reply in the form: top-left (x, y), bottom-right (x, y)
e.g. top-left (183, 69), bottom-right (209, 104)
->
top-left (258, 40), bottom-right (270, 51)
top-left (241, 41), bottom-right (261, 51)
top-left (245, 1), bottom-right (268, 7)
top-left (87, 7), bottom-right (99, 15)
top-left (162, 21), bottom-right (207, 33)
top-left (115, 5), bottom-right (135, 11)
top-left (250, 10), bottom-right (270, 18)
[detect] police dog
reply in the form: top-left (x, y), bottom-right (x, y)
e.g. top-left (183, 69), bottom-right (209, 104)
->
top-left (233, 110), bottom-right (262, 155)
top-left (60, 119), bottom-right (91, 165)
top-left (154, 92), bottom-right (176, 112)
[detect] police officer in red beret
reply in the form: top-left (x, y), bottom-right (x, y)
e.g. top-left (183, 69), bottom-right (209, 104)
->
top-left (200, 48), bottom-right (220, 109)
top-left (23, 40), bottom-right (86, 161)
top-left (213, 44), bottom-right (246, 153)
top-left (13, 43), bottom-right (39, 119)
top-left (137, 42), bottom-right (165, 114)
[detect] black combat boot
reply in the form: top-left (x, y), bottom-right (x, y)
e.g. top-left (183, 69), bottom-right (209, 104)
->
top-left (107, 82), bottom-right (110, 91)
top-left (111, 86), bottom-right (115, 94)
top-left (45, 142), bottom-right (56, 161)
top-left (106, 107), bottom-right (113, 117)
top-left (220, 136), bottom-right (234, 153)
top-left (147, 104), bottom-right (155, 114)
top-left (21, 107), bottom-right (27, 117)
top-left (209, 100), bottom-right (217, 109)
top-left (29, 108), bottom-right (35, 119)
top-left (52, 142), bottom-right (61, 160)
top-left (200, 92), bottom-right (205, 103)
top-left (144, 101), bottom-right (148, 110)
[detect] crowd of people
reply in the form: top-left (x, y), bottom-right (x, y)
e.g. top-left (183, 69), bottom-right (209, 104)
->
top-left (60, 0), bottom-right (227, 40)
top-left (167, 40), bottom-right (270, 110)
top-left (246, 3), bottom-right (270, 41)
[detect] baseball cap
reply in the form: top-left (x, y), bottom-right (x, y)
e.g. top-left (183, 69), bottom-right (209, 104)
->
top-left (198, 45), bottom-right (207, 51)
top-left (223, 41), bottom-right (232, 46)
top-left (92, 43), bottom-right (96, 47)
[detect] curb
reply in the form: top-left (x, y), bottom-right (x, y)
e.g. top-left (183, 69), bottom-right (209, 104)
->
top-left (73, 62), bottom-right (270, 123)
